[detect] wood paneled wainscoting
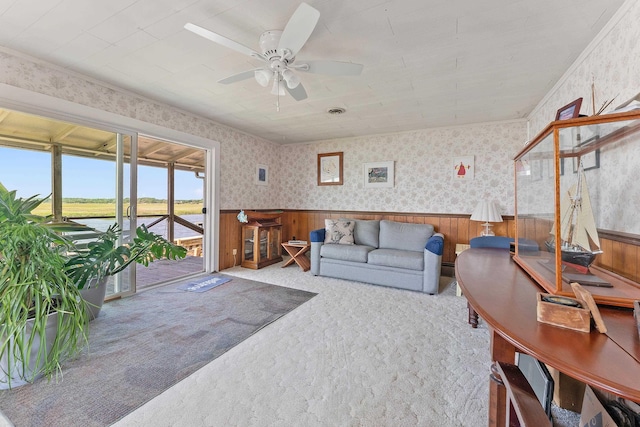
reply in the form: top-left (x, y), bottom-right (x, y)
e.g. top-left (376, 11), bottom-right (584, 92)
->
top-left (517, 217), bottom-right (640, 284)
top-left (219, 210), bottom-right (640, 280)
top-left (218, 210), bottom-right (516, 271)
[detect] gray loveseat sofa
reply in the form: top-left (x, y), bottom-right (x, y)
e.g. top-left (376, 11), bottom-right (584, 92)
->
top-left (310, 219), bottom-right (444, 294)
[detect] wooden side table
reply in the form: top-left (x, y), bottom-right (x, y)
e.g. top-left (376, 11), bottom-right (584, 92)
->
top-left (281, 242), bottom-right (311, 271)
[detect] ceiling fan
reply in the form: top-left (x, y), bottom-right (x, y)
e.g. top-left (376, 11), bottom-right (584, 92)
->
top-left (184, 2), bottom-right (363, 109)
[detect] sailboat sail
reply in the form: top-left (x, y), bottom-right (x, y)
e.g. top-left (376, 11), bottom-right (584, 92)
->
top-left (575, 173), bottom-right (600, 250)
top-left (548, 162), bottom-right (601, 267)
top-left (552, 169), bottom-right (600, 249)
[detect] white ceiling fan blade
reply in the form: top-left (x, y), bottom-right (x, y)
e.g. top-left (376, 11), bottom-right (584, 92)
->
top-left (277, 3), bottom-right (320, 57)
top-left (286, 82), bottom-right (308, 101)
top-left (184, 23), bottom-right (265, 60)
top-left (296, 60), bottom-right (364, 76)
top-left (218, 70), bottom-right (256, 85)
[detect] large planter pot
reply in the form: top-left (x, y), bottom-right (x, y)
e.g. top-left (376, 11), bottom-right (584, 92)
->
top-left (80, 277), bottom-right (108, 321)
top-left (0, 312), bottom-right (59, 389)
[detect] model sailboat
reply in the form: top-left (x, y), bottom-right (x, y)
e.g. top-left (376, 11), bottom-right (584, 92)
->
top-left (545, 161), bottom-right (602, 268)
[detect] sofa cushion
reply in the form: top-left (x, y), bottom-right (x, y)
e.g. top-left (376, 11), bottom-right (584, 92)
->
top-left (378, 220), bottom-right (434, 252)
top-left (320, 243), bottom-right (374, 263)
top-left (354, 219), bottom-right (380, 248)
top-left (324, 219), bottom-right (355, 245)
top-left (367, 248), bottom-right (424, 271)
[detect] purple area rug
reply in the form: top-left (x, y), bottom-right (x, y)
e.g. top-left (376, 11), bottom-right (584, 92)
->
top-left (0, 274), bottom-right (316, 427)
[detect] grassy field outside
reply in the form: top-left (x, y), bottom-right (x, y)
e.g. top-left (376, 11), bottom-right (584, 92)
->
top-left (33, 202), bottom-right (203, 218)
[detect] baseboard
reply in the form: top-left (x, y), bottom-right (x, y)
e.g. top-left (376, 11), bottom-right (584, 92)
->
top-left (441, 263), bottom-right (455, 277)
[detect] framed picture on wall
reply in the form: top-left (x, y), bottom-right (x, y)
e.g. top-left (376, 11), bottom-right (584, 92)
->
top-left (255, 164), bottom-right (268, 185)
top-left (452, 156), bottom-right (474, 180)
top-left (318, 152), bottom-right (343, 185)
top-left (363, 161), bottom-right (394, 188)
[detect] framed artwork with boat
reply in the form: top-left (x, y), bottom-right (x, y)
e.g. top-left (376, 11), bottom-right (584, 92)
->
top-left (512, 109), bottom-right (640, 308)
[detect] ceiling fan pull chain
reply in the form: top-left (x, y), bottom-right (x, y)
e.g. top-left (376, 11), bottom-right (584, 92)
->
top-left (277, 73), bottom-right (281, 112)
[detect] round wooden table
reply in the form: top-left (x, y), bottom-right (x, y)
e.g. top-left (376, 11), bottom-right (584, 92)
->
top-left (455, 247), bottom-right (640, 426)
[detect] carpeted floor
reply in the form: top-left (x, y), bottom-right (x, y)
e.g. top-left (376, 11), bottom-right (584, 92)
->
top-left (0, 274), bottom-right (315, 427)
top-left (115, 266), bottom-right (493, 427)
top-left (0, 262), bottom-right (580, 427)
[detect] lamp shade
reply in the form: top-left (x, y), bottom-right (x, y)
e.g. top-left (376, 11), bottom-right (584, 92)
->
top-left (470, 201), bottom-right (502, 236)
top-left (270, 76), bottom-right (286, 96)
top-left (254, 69), bottom-right (271, 87)
top-left (470, 201), bottom-right (503, 223)
top-left (281, 69), bottom-right (300, 89)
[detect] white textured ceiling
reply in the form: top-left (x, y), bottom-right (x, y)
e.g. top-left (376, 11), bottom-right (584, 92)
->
top-left (0, 0), bottom-right (626, 144)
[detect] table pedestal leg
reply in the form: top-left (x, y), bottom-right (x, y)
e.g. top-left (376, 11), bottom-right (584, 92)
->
top-left (489, 329), bottom-right (516, 427)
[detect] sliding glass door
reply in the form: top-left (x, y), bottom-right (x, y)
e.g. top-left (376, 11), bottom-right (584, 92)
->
top-left (117, 133), bottom-right (137, 297)
top-left (0, 106), bottom-right (212, 296)
top-left (134, 135), bottom-right (206, 289)
top-left (59, 132), bottom-right (137, 299)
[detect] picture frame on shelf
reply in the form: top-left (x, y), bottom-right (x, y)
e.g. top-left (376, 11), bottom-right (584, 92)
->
top-left (555, 98), bottom-right (583, 120)
top-left (255, 164), bottom-right (268, 185)
top-left (363, 161), bottom-right (394, 188)
top-left (317, 152), bottom-right (343, 186)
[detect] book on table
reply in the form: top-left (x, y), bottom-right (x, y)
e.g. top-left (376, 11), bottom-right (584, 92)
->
top-left (287, 240), bottom-right (308, 245)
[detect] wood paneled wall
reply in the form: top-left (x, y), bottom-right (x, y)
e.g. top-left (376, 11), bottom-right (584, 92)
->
top-left (218, 209), bottom-right (516, 270)
top-left (219, 210), bottom-right (640, 282)
top-left (515, 217), bottom-right (640, 283)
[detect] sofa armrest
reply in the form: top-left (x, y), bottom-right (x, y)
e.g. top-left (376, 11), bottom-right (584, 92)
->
top-left (310, 228), bottom-right (325, 243)
top-left (425, 233), bottom-right (444, 255)
top-left (310, 228), bottom-right (325, 275)
top-left (423, 233), bottom-right (444, 294)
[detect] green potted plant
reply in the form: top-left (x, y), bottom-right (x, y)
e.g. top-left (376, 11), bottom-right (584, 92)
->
top-left (0, 183), bottom-right (88, 389)
top-left (0, 182), bottom-right (188, 389)
top-left (65, 222), bottom-right (188, 319)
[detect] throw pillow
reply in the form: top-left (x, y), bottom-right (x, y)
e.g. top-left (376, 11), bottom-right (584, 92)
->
top-left (324, 219), bottom-right (355, 245)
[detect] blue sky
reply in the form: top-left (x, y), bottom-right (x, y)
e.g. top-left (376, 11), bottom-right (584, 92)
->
top-left (0, 147), bottom-right (203, 200)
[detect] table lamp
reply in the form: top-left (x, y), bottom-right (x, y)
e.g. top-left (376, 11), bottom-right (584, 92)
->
top-left (470, 201), bottom-right (503, 236)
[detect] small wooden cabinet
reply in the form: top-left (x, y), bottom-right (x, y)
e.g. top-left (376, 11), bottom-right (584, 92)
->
top-left (241, 219), bottom-right (282, 269)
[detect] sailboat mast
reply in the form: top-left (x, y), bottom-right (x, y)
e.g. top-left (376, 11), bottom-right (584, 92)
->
top-left (568, 160), bottom-right (584, 246)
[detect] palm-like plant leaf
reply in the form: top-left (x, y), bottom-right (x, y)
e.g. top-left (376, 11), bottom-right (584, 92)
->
top-left (0, 182), bottom-right (88, 388)
top-left (65, 224), bottom-right (187, 289)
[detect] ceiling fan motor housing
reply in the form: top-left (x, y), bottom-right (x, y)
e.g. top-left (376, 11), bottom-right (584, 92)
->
top-left (260, 30), bottom-right (290, 61)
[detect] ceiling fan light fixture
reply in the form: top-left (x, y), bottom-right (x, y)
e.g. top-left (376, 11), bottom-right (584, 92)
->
top-left (281, 69), bottom-right (300, 89)
top-left (271, 76), bottom-right (286, 96)
top-left (254, 69), bottom-right (271, 87)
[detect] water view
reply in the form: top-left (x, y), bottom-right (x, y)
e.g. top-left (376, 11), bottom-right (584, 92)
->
top-left (77, 213), bottom-right (204, 241)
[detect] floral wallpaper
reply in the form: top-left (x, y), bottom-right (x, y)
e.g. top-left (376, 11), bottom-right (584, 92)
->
top-left (527, 0), bottom-right (640, 234)
top-left (0, 0), bottom-right (637, 222)
top-left (277, 122), bottom-right (526, 215)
